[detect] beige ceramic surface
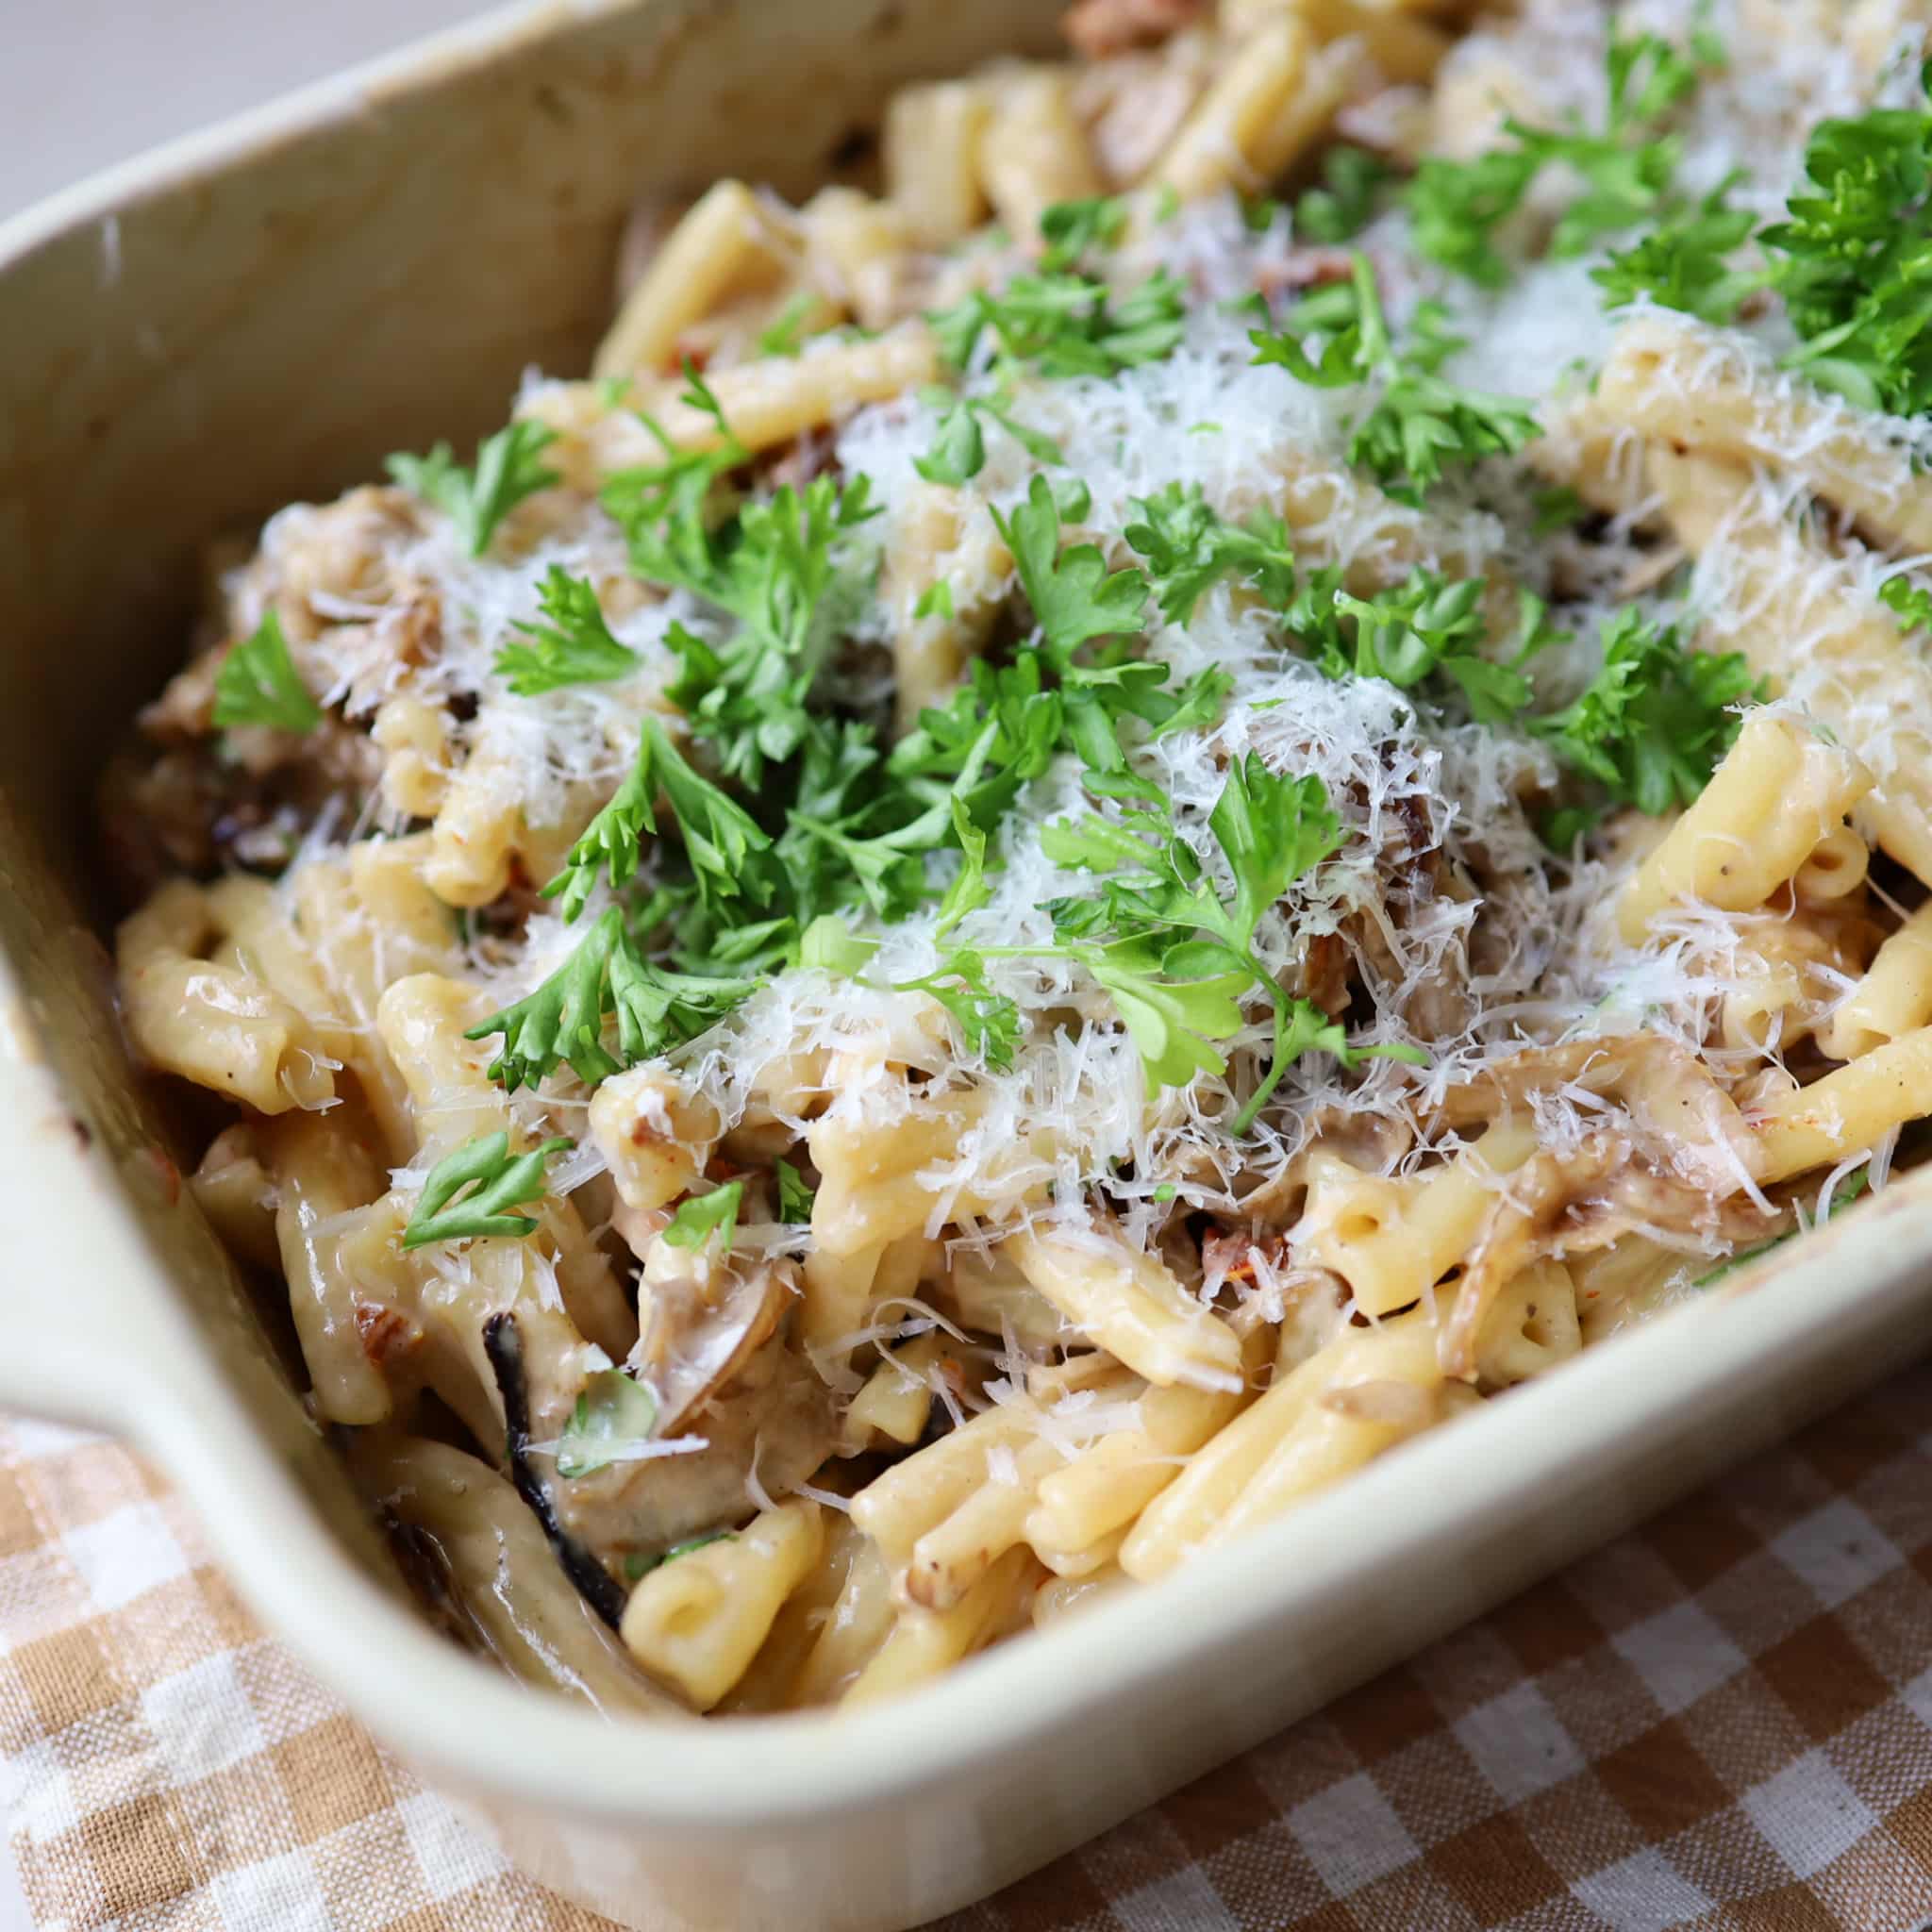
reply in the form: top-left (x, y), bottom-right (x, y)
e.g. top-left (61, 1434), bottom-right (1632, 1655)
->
top-left (5, 5), bottom-right (1932, 1927)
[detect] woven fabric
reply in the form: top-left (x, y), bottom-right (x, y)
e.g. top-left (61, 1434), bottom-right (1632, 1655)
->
top-left (3, 1369), bottom-right (1932, 1932)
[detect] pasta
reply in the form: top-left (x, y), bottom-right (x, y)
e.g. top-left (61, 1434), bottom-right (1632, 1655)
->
top-left (100, 0), bottom-right (1932, 1718)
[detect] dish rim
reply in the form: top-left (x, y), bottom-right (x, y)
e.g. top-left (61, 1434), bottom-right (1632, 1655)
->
top-left (2, 0), bottom-right (1927, 1835)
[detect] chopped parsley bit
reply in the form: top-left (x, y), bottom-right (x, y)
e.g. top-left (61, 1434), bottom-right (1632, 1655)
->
top-left (558, 1370), bottom-right (658, 1478)
top-left (1124, 483), bottom-right (1296, 625)
top-left (1039, 195), bottom-right (1128, 271)
top-left (1593, 174), bottom-right (1758, 324)
top-left (774, 1158), bottom-right (815, 1223)
top-left (664, 1180), bottom-right (743, 1254)
top-left (1407, 26), bottom-right (1718, 287)
top-left (1881, 575), bottom-right (1932, 632)
top-left (799, 914), bottom-right (879, 976)
top-left (1531, 484), bottom-right (1588, 537)
top-left (913, 580), bottom-right (957, 622)
top-left (1032, 755), bottom-right (1424, 1129)
top-left (1291, 146), bottom-right (1391, 245)
top-left (1152, 1183), bottom-right (1176, 1202)
top-left (1761, 73), bottom-right (1932, 416)
top-left (625, 1530), bottom-right (735, 1579)
top-left (606, 376), bottom-right (879, 787)
top-left (385, 420), bottom-right (559, 557)
top-left (1251, 255), bottom-right (1539, 504)
top-left (545, 716), bottom-right (772, 923)
top-left (896, 953), bottom-right (1024, 1069)
top-left (756, 292), bottom-right (818, 358)
top-left (1295, 573), bottom-right (1563, 725)
top-left (211, 610), bottom-right (322, 735)
top-left (493, 567), bottom-right (640, 695)
top-left (1530, 608), bottom-right (1762, 835)
top-left (1153, 182), bottom-right (1181, 225)
top-left (466, 905), bottom-right (760, 1091)
top-left (1693, 1170), bottom-right (1869, 1288)
top-left (401, 1131), bottom-right (572, 1249)
top-left (930, 265), bottom-right (1187, 380)
top-left (913, 389), bottom-right (1063, 487)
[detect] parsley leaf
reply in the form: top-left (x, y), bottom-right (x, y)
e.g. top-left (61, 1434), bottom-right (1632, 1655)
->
top-left (895, 952), bottom-right (1023, 1068)
top-left (401, 1131), bottom-right (573, 1249)
top-left (1124, 484), bottom-right (1297, 625)
top-left (625, 1530), bottom-right (735, 1577)
top-left (1592, 174), bottom-right (1758, 323)
top-left (1407, 26), bottom-right (1717, 285)
top-left (931, 266), bottom-right (1187, 379)
top-left (774, 1158), bottom-right (815, 1222)
top-left (386, 420), bottom-right (559, 557)
top-left (494, 568), bottom-right (640, 695)
top-left (544, 716), bottom-right (773, 923)
top-left (1693, 1169), bottom-right (1868, 1288)
top-left (1291, 146), bottom-right (1391, 245)
top-left (756, 292), bottom-right (818, 358)
top-left (1530, 608), bottom-right (1762, 822)
top-left (1037, 756), bottom-right (1394, 1128)
top-left (993, 474), bottom-right (1150, 660)
top-left (211, 610), bottom-right (322, 735)
top-left (1760, 76), bottom-right (1932, 416)
top-left (913, 391), bottom-right (1062, 486)
top-left (1882, 574), bottom-right (1932, 632)
top-left (557, 1370), bottom-right (658, 1478)
top-left (466, 906), bottom-right (759, 1090)
top-left (1039, 195), bottom-right (1128, 270)
top-left (1252, 256), bottom-right (1539, 502)
top-left (664, 1180), bottom-right (743, 1253)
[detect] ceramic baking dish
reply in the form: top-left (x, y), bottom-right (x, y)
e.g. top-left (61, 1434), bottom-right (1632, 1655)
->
top-left (5, 3), bottom-right (1932, 1925)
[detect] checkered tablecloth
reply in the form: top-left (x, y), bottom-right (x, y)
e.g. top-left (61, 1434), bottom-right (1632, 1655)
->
top-left (5, 1365), bottom-right (1932, 1932)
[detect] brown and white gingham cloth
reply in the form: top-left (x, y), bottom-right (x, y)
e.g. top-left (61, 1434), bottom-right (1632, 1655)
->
top-left (6, 1368), bottom-right (1932, 1932)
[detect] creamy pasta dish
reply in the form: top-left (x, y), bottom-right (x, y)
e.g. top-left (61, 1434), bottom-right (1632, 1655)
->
top-left (106, 0), bottom-right (1932, 1717)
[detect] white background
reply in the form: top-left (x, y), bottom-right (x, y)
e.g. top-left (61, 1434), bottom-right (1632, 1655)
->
top-left (0, 7), bottom-right (491, 1921)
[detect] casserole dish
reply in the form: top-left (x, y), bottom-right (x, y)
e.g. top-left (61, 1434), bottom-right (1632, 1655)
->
top-left (5, 3), bottom-right (1932, 1926)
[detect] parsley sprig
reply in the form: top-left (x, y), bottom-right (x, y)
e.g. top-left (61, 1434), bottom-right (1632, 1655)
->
top-left (386, 421), bottom-right (559, 557)
top-left (1530, 609), bottom-right (1762, 840)
top-left (1251, 255), bottom-right (1540, 503)
top-left (1760, 77), bottom-right (1932, 416)
top-left (931, 266), bottom-right (1187, 380)
top-left (401, 1131), bottom-right (573, 1248)
top-left (664, 1180), bottom-right (743, 1254)
top-left (494, 568), bottom-right (641, 695)
top-left (1407, 28), bottom-right (1718, 287)
top-left (910, 758), bottom-right (1424, 1130)
top-left (212, 610), bottom-right (322, 735)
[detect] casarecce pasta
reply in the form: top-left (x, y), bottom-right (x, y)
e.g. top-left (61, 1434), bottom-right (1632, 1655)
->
top-left (101, 0), bottom-right (1932, 1718)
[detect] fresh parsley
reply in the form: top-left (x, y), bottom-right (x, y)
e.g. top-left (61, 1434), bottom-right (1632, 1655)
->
top-left (401, 1131), bottom-right (573, 1249)
top-left (211, 610), bottom-right (322, 735)
top-left (1407, 27), bottom-right (1718, 285)
top-left (931, 266), bottom-right (1187, 380)
top-left (1592, 175), bottom-right (1758, 323)
top-left (544, 716), bottom-right (773, 923)
top-left (756, 292), bottom-right (818, 358)
top-left (1292, 146), bottom-right (1391, 245)
top-left (1530, 608), bottom-right (1762, 832)
top-left (1760, 75), bottom-right (1932, 416)
top-left (664, 1180), bottom-right (744, 1253)
top-left (386, 420), bottom-right (559, 557)
top-left (465, 906), bottom-right (759, 1091)
top-left (557, 1370), bottom-right (659, 1478)
top-left (625, 1530), bottom-right (735, 1578)
top-left (1039, 195), bottom-right (1128, 271)
top-left (1882, 575), bottom-right (1932, 632)
top-left (1251, 255), bottom-right (1539, 503)
top-left (494, 568), bottom-right (640, 695)
top-left (1123, 484), bottom-right (1297, 625)
top-left (774, 1158), bottom-right (815, 1222)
